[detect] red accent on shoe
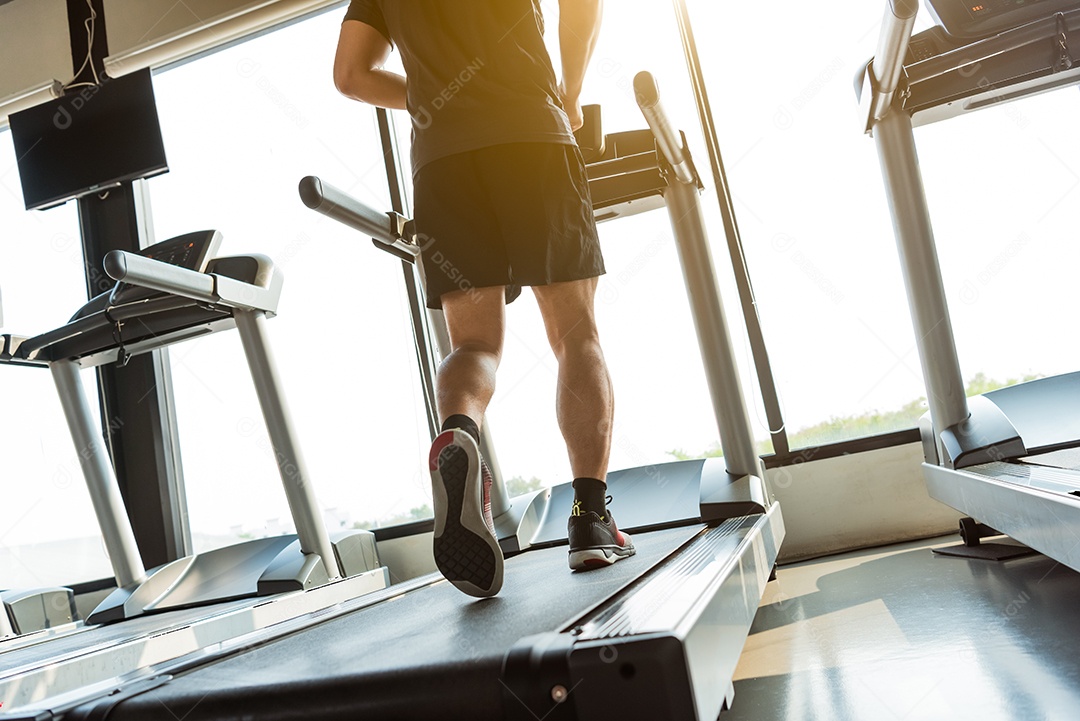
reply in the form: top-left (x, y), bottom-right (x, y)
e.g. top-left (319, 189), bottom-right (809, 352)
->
top-left (616, 530), bottom-right (628, 547)
top-left (480, 460), bottom-right (495, 535)
top-left (428, 431), bottom-right (455, 471)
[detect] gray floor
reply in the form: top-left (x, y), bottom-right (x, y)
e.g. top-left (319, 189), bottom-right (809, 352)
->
top-left (726, 535), bottom-right (1080, 721)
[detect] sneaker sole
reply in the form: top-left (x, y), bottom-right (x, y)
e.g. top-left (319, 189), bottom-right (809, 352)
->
top-left (569, 545), bottom-right (636, 571)
top-left (430, 434), bottom-right (504, 597)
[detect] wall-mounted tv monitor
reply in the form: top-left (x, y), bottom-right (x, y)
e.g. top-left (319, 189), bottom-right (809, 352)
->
top-left (8, 68), bottom-right (168, 211)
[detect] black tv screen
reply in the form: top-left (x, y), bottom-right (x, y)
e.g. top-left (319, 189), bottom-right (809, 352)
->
top-left (9, 68), bottom-right (168, 211)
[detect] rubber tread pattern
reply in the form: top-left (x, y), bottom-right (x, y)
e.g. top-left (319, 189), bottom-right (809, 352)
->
top-left (433, 446), bottom-right (497, 589)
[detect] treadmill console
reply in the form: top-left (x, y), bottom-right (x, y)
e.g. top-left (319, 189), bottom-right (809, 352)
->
top-left (137, 230), bottom-right (221, 273)
top-left (927, 0), bottom-right (1079, 39)
top-left (108, 230), bottom-right (221, 306)
top-left (71, 230), bottom-right (222, 320)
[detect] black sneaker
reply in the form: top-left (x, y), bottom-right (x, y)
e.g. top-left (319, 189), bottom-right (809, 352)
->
top-left (429, 429), bottom-right (504, 597)
top-left (567, 498), bottom-right (636, 570)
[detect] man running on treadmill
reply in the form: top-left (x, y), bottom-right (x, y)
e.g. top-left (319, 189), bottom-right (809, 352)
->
top-left (334, 0), bottom-right (634, 598)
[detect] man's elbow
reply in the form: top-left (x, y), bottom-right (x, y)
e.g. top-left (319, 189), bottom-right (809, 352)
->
top-left (334, 66), bottom-right (371, 102)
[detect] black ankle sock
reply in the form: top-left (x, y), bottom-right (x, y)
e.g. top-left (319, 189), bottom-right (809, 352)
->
top-left (441, 414), bottom-right (480, 445)
top-left (571, 477), bottom-right (607, 516)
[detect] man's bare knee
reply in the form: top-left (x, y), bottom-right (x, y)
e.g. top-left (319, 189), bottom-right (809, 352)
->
top-left (532, 278), bottom-right (601, 353)
top-left (442, 285), bottom-right (506, 355)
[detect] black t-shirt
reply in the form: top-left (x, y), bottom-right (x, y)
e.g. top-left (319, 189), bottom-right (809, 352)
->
top-left (343, 0), bottom-right (575, 175)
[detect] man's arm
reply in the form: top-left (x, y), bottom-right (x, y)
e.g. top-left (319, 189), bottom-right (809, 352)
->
top-left (558, 0), bottom-right (603, 130)
top-left (334, 20), bottom-right (407, 109)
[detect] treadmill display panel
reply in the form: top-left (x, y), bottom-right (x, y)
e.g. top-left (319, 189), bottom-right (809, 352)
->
top-left (137, 230), bottom-right (220, 272)
top-left (108, 231), bottom-right (221, 307)
top-left (927, 0), bottom-right (1079, 39)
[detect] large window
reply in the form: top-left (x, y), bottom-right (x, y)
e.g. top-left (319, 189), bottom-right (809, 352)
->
top-left (685, 1), bottom-right (1079, 449)
top-left (916, 89), bottom-right (1080, 387)
top-left (0, 133), bottom-right (114, 587)
top-left (685, 1), bottom-right (942, 449)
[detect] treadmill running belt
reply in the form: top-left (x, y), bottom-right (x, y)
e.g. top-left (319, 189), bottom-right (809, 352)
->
top-left (1020, 447), bottom-right (1080, 471)
top-left (71, 525), bottom-right (701, 721)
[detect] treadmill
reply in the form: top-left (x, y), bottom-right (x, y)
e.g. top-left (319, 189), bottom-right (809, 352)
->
top-left (0, 233), bottom-right (387, 712)
top-left (859, 0), bottom-right (1080, 569)
top-left (5, 72), bottom-right (784, 721)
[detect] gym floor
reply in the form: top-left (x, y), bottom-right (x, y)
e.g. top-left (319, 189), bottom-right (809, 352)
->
top-left (725, 535), bottom-right (1080, 721)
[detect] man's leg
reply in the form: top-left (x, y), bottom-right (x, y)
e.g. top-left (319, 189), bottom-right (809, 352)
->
top-left (436, 286), bottom-right (506, 430)
top-left (533, 277), bottom-right (633, 569)
top-left (531, 277), bottom-right (613, 480)
top-left (428, 285), bottom-right (506, 598)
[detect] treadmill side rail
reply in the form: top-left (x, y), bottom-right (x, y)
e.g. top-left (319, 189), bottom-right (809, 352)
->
top-left (925, 463), bottom-right (1080, 571)
top-left (503, 504), bottom-right (784, 721)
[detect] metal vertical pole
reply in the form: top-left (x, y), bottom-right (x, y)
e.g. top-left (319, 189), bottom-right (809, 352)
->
top-left (51, 360), bottom-right (146, 588)
top-left (637, 71), bottom-right (763, 480)
top-left (68, 0), bottom-right (190, 566)
top-left (375, 109), bottom-right (441, 441)
top-left (672, 0), bottom-right (789, 456)
top-left (77, 183), bottom-right (191, 567)
top-left (872, 109), bottom-right (969, 436)
top-left (865, 0), bottom-right (968, 440)
top-left (664, 181), bottom-right (763, 479)
top-left (233, 310), bottom-right (342, 580)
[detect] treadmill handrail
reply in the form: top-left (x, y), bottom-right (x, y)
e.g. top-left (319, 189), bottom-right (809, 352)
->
top-left (104, 251), bottom-right (283, 316)
top-left (633, 71), bottom-right (695, 185)
top-left (104, 250), bottom-right (218, 304)
top-left (298, 176), bottom-right (418, 259)
top-left (873, 1), bottom-right (919, 99)
top-left (630, 73), bottom-right (765, 483)
top-left (862, 0), bottom-right (919, 128)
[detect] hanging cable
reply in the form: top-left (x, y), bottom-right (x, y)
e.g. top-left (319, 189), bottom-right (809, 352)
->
top-left (63, 0), bottom-right (100, 91)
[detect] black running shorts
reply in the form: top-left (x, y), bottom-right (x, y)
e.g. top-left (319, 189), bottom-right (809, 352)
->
top-left (413, 142), bottom-right (605, 310)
